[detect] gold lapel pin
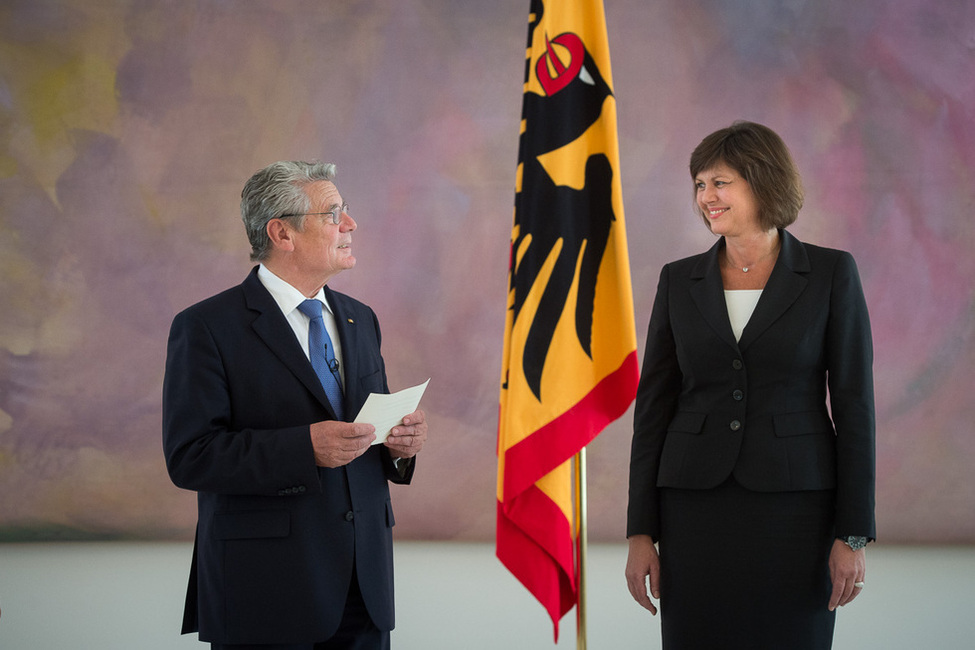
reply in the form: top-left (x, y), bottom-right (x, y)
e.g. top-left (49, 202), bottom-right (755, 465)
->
top-left (347, 318), bottom-right (354, 324)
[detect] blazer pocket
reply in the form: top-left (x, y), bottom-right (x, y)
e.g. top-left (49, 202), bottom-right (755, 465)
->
top-left (357, 367), bottom-right (385, 393)
top-left (773, 411), bottom-right (834, 438)
top-left (213, 510), bottom-right (290, 540)
top-left (668, 411), bottom-right (707, 434)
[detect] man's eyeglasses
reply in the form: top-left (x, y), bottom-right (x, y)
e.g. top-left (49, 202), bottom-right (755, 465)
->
top-left (279, 203), bottom-right (350, 225)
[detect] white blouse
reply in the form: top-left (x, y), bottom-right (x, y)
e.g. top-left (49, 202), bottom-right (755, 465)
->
top-left (724, 290), bottom-right (763, 342)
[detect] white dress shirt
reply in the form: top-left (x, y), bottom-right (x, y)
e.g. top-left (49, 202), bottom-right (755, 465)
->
top-left (724, 290), bottom-right (763, 342)
top-left (257, 264), bottom-right (345, 388)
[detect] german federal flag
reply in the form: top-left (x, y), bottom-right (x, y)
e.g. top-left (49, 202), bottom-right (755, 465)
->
top-left (497, 0), bottom-right (639, 640)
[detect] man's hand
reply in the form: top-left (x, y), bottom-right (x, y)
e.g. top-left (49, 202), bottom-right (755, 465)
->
top-left (625, 534), bottom-right (661, 615)
top-left (384, 409), bottom-right (428, 459)
top-left (828, 538), bottom-right (867, 611)
top-left (310, 421), bottom-right (376, 468)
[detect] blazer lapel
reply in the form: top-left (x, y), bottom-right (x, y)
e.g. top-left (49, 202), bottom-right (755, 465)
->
top-left (241, 269), bottom-right (339, 418)
top-left (690, 239), bottom-right (740, 352)
top-left (737, 229), bottom-right (810, 350)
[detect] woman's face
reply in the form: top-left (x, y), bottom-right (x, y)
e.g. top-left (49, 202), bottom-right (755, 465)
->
top-left (694, 162), bottom-right (762, 237)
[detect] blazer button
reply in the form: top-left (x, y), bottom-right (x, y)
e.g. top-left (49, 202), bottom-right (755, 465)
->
top-left (729, 420), bottom-right (742, 431)
top-left (732, 389), bottom-right (743, 401)
top-left (732, 359), bottom-right (743, 370)
top-left (345, 511), bottom-right (355, 522)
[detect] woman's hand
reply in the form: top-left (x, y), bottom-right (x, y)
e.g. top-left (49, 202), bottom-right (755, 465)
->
top-left (828, 539), bottom-right (866, 611)
top-left (625, 534), bottom-right (661, 615)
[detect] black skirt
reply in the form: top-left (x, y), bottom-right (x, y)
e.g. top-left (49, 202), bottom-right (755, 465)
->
top-left (659, 477), bottom-right (836, 650)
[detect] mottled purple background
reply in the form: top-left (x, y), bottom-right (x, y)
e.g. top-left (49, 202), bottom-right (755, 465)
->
top-left (1, 0), bottom-right (972, 543)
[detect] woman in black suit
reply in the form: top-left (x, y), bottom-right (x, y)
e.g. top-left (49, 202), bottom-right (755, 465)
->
top-left (625, 121), bottom-right (875, 649)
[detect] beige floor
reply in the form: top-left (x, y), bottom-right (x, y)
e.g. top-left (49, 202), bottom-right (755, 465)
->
top-left (0, 542), bottom-right (972, 649)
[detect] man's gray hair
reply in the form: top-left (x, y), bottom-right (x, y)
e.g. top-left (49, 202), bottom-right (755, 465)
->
top-left (240, 161), bottom-right (337, 262)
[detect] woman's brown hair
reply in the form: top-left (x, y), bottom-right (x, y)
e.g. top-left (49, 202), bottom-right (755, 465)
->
top-left (690, 121), bottom-right (804, 231)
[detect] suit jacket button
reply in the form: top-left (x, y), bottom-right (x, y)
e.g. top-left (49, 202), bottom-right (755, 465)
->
top-left (732, 389), bottom-right (743, 401)
top-left (298, 486), bottom-right (306, 493)
top-left (729, 420), bottom-right (742, 431)
top-left (345, 511), bottom-right (355, 521)
top-left (733, 359), bottom-right (743, 370)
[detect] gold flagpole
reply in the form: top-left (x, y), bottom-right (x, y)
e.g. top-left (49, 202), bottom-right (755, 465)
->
top-left (575, 447), bottom-right (588, 649)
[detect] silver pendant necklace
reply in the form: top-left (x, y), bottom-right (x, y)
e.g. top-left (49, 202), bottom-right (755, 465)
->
top-left (729, 241), bottom-right (779, 273)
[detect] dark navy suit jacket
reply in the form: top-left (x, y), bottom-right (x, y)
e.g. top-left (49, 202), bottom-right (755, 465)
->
top-left (163, 267), bottom-right (412, 645)
top-left (627, 230), bottom-right (875, 543)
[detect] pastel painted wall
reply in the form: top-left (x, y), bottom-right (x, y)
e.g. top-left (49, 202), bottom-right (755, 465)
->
top-left (1, 0), bottom-right (972, 543)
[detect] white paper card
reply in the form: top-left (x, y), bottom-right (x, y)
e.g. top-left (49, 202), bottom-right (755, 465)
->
top-left (354, 379), bottom-right (430, 445)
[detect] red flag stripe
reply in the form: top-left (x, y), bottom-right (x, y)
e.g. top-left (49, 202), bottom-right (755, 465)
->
top-left (501, 351), bottom-right (639, 501)
top-left (497, 487), bottom-right (576, 629)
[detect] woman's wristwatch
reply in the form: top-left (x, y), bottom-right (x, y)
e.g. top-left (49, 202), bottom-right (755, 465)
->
top-left (841, 536), bottom-right (868, 551)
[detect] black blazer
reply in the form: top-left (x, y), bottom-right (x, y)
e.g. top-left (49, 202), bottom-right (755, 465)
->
top-left (627, 230), bottom-right (875, 543)
top-left (163, 267), bottom-right (412, 645)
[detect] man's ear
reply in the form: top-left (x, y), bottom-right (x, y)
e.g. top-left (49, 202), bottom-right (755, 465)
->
top-left (266, 218), bottom-right (296, 252)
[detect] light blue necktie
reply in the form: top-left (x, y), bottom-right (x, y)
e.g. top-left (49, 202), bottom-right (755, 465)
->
top-left (297, 299), bottom-right (345, 420)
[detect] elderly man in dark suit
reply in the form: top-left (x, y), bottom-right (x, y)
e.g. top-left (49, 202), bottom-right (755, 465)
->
top-left (163, 160), bottom-right (427, 649)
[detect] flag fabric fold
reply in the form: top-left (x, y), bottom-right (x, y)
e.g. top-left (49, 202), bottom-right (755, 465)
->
top-left (497, 0), bottom-right (639, 640)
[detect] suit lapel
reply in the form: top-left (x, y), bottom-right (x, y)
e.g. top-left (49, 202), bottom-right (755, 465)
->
top-left (241, 269), bottom-right (339, 418)
top-left (690, 239), bottom-right (740, 352)
top-left (737, 229), bottom-right (810, 350)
